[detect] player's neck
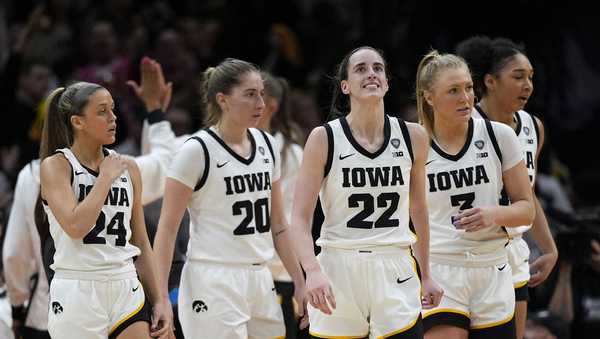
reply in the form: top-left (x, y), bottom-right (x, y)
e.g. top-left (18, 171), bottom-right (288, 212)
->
top-left (346, 102), bottom-right (385, 142)
top-left (214, 119), bottom-right (248, 145)
top-left (479, 98), bottom-right (514, 127)
top-left (432, 118), bottom-right (469, 154)
top-left (70, 140), bottom-right (104, 170)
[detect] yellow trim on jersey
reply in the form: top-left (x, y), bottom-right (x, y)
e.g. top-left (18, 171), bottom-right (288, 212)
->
top-left (514, 280), bottom-right (528, 289)
top-left (470, 312), bottom-right (514, 330)
top-left (309, 331), bottom-right (369, 338)
top-left (377, 314), bottom-right (419, 338)
top-left (274, 336), bottom-right (286, 339)
top-left (109, 300), bottom-right (145, 335)
top-left (422, 308), bottom-right (470, 319)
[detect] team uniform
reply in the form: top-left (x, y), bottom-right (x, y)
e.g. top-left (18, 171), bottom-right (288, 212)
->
top-left (43, 148), bottom-right (150, 339)
top-left (309, 115), bottom-right (422, 338)
top-left (3, 115), bottom-right (175, 338)
top-left (473, 106), bottom-right (539, 301)
top-left (168, 127), bottom-right (284, 339)
top-left (422, 118), bottom-right (522, 337)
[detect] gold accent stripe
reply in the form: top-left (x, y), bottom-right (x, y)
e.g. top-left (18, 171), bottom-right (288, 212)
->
top-left (514, 280), bottom-right (528, 289)
top-left (377, 314), bottom-right (419, 338)
top-left (309, 331), bottom-right (369, 338)
top-left (422, 308), bottom-right (470, 319)
top-left (470, 312), bottom-right (514, 330)
top-left (109, 300), bottom-right (145, 334)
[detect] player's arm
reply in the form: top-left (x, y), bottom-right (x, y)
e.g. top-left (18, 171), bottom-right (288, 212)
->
top-left (457, 124), bottom-right (534, 231)
top-left (3, 165), bottom-right (37, 325)
top-left (40, 153), bottom-right (124, 239)
top-left (127, 158), bottom-right (173, 338)
top-left (270, 180), bottom-right (307, 324)
top-left (291, 126), bottom-right (335, 314)
top-left (528, 117), bottom-right (558, 286)
top-left (406, 123), bottom-right (443, 308)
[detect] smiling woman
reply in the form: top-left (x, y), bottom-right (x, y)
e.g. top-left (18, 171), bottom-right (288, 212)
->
top-left (291, 46), bottom-right (442, 338)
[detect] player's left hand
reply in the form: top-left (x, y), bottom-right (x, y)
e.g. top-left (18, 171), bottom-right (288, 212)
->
top-left (421, 277), bottom-right (443, 309)
top-left (529, 250), bottom-right (558, 287)
top-left (150, 298), bottom-right (175, 339)
top-left (454, 207), bottom-right (496, 232)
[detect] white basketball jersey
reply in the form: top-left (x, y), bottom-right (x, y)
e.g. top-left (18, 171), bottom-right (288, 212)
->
top-left (473, 106), bottom-right (539, 236)
top-left (185, 128), bottom-right (279, 264)
top-left (44, 148), bottom-right (140, 273)
top-left (426, 118), bottom-right (508, 260)
top-left (317, 115), bottom-right (416, 249)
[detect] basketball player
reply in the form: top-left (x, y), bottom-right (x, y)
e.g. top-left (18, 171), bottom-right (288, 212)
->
top-left (39, 81), bottom-right (173, 339)
top-left (152, 58), bottom-right (306, 339)
top-left (291, 46), bottom-right (443, 338)
top-left (3, 57), bottom-right (175, 339)
top-left (415, 50), bottom-right (534, 339)
top-left (258, 72), bottom-right (308, 338)
top-left (456, 35), bottom-right (558, 339)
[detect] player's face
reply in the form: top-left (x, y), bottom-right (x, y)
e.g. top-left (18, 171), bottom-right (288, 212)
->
top-left (221, 71), bottom-right (265, 128)
top-left (342, 49), bottom-right (389, 102)
top-left (426, 66), bottom-right (474, 123)
top-left (493, 53), bottom-right (533, 112)
top-left (77, 89), bottom-right (117, 145)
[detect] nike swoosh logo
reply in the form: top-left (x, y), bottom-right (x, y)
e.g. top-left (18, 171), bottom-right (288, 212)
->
top-left (217, 161), bottom-right (229, 168)
top-left (425, 160), bottom-right (435, 166)
top-left (339, 153), bottom-right (355, 160)
top-left (132, 285), bottom-right (140, 292)
top-left (397, 276), bottom-right (412, 284)
top-left (497, 264), bottom-right (507, 271)
top-left (75, 171), bottom-right (85, 175)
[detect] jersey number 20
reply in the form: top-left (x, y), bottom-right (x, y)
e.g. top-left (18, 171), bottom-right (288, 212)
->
top-left (232, 198), bottom-right (270, 235)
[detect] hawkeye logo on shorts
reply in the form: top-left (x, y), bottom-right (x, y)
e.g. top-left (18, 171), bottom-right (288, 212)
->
top-left (192, 300), bottom-right (208, 313)
top-left (52, 301), bottom-right (63, 315)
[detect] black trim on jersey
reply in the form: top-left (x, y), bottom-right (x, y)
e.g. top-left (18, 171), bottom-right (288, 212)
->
top-left (474, 104), bottom-right (489, 119)
top-left (397, 118), bottom-right (414, 164)
top-left (423, 311), bottom-right (470, 332)
top-left (53, 150), bottom-right (74, 184)
top-left (323, 123), bottom-right (334, 178)
top-left (206, 128), bottom-right (257, 165)
top-left (340, 115), bottom-right (391, 159)
top-left (259, 130), bottom-right (276, 166)
top-left (484, 119), bottom-right (503, 164)
top-left (515, 284), bottom-right (529, 301)
top-left (430, 118), bottom-right (474, 162)
top-left (469, 316), bottom-right (516, 339)
top-left (529, 112), bottom-right (540, 146)
top-left (108, 296), bottom-right (152, 339)
top-left (188, 136), bottom-right (210, 191)
top-left (513, 112), bottom-right (522, 135)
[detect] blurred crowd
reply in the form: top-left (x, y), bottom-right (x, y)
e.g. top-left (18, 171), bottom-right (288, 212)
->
top-left (1, 1), bottom-right (599, 338)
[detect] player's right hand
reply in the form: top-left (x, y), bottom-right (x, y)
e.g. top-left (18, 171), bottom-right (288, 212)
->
top-left (305, 269), bottom-right (336, 315)
top-left (99, 153), bottom-right (127, 182)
